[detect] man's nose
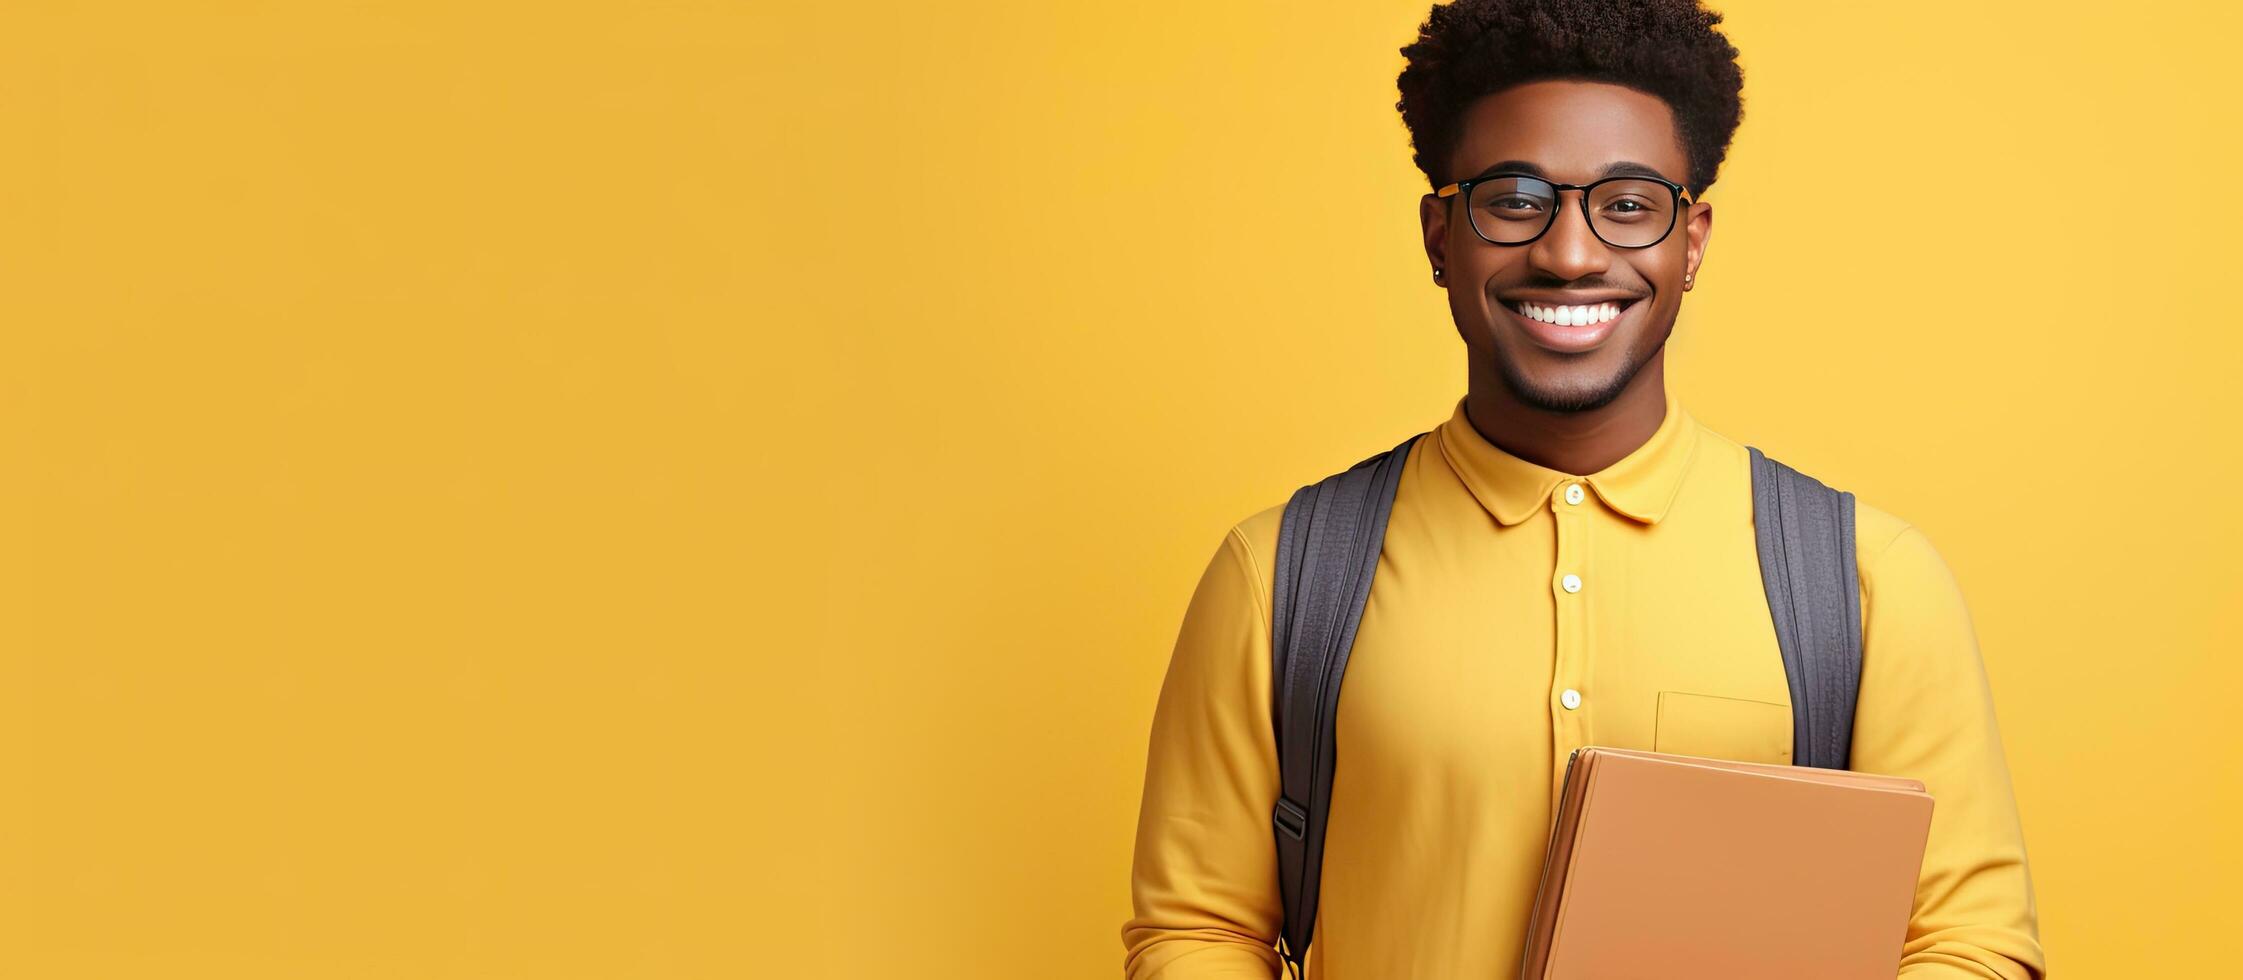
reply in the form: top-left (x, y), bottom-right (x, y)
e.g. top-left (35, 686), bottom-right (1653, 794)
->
top-left (1525, 193), bottom-right (1611, 282)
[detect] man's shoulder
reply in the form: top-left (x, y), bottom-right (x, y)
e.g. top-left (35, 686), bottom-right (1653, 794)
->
top-left (1849, 497), bottom-right (1918, 571)
top-left (1222, 501), bottom-right (1287, 593)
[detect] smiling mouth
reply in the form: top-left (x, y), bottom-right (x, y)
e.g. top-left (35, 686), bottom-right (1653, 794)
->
top-left (1499, 298), bottom-right (1640, 327)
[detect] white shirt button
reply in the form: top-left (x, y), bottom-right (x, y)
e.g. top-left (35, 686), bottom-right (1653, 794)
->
top-left (1561, 688), bottom-right (1583, 710)
top-left (1564, 483), bottom-right (1585, 505)
top-left (1561, 573), bottom-right (1582, 593)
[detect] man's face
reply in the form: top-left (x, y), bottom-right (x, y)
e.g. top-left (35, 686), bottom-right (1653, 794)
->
top-left (1420, 80), bottom-right (1712, 414)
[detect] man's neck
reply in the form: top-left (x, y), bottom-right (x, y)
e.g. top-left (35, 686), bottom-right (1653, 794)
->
top-left (1462, 351), bottom-right (1669, 476)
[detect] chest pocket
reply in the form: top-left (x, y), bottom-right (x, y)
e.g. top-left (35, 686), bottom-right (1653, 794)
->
top-left (1653, 691), bottom-right (1793, 766)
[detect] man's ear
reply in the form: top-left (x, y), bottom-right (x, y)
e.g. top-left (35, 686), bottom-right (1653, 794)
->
top-left (1420, 192), bottom-right (1449, 283)
top-left (1682, 199), bottom-right (1713, 288)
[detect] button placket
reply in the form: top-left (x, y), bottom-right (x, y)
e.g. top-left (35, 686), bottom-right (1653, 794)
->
top-left (1548, 483), bottom-right (1591, 804)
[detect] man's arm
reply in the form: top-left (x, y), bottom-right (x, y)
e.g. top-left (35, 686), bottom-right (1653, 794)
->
top-left (1121, 525), bottom-right (1285, 979)
top-left (1853, 525), bottom-right (2047, 979)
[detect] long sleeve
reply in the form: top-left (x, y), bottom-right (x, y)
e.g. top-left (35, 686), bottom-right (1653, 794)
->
top-left (1852, 525), bottom-right (2047, 979)
top-left (1121, 525), bottom-right (1286, 979)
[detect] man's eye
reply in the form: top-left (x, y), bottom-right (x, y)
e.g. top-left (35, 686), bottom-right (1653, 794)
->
top-left (1598, 198), bottom-right (1661, 222)
top-left (1488, 196), bottom-right (1545, 212)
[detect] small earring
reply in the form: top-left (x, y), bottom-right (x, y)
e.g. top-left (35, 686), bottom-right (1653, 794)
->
top-left (1684, 272), bottom-right (1693, 284)
top-left (1433, 268), bottom-right (1445, 281)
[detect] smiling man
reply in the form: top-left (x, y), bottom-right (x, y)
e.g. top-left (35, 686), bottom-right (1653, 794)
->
top-left (1120, 1), bottom-right (2044, 978)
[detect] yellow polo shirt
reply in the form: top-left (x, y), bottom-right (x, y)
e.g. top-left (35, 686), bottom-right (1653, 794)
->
top-left (1122, 390), bottom-right (2044, 979)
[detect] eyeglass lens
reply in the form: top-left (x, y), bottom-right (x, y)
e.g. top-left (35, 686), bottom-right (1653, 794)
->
top-left (1466, 176), bottom-right (1679, 248)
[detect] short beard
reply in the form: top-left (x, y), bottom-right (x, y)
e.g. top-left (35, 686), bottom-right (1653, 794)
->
top-left (1491, 336), bottom-right (1657, 415)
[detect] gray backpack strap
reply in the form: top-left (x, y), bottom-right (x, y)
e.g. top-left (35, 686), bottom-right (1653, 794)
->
top-left (1747, 446), bottom-right (1864, 771)
top-left (1267, 432), bottom-right (1422, 980)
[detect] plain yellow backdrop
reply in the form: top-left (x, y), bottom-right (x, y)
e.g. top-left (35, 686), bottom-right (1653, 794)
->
top-left (0, 1), bottom-right (2236, 976)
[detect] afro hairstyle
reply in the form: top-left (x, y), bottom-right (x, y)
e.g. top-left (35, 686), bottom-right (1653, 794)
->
top-left (1396, 0), bottom-right (1745, 196)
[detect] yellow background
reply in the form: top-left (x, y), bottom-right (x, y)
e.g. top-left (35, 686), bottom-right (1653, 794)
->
top-left (0, 2), bottom-right (2234, 976)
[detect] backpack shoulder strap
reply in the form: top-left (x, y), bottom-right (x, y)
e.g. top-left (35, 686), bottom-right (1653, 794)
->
top-left (1746, 446), bottom-right (1864, 771)
top-left (1267, 432), bottom-right (1422, 979)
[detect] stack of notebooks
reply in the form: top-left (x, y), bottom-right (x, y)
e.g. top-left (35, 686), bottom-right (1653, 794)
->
top-left (1519, 747), bottom-right (1934, 979)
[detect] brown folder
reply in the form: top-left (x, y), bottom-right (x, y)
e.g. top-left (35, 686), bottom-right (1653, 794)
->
top-left (1519, 746), bottom-right (1934, 979)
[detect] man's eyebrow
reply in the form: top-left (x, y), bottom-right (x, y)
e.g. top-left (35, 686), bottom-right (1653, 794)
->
top-left (1466, 159), bottom-right (1677, 182)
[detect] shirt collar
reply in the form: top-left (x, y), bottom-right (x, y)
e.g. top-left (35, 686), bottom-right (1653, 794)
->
top-left (1434, 389), bottom-right (1700, 527)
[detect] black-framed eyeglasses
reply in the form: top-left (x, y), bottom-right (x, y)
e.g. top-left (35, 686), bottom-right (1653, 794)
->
top-left (1434, 172), bottom-right (1695, 249)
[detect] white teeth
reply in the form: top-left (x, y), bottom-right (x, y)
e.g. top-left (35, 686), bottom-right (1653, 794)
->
top-left (1519, 301), bottom-right (1624, 326)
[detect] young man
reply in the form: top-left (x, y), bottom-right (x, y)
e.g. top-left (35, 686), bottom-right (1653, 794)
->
top-left (1121, 1), bottom-right (2044, 978)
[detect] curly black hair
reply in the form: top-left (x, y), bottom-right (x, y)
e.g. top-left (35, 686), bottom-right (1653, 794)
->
top-left (1396, 0), bottom-right (1744, 196)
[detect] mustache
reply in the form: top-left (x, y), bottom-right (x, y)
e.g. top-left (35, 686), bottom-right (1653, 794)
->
top-left (1500, 276), bottom-right (1650, 298)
